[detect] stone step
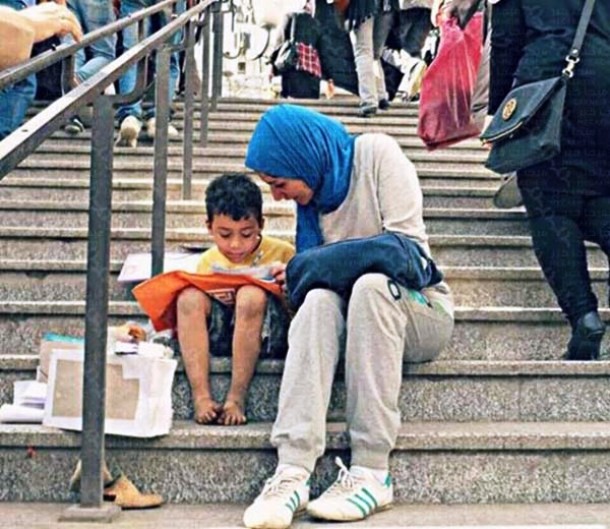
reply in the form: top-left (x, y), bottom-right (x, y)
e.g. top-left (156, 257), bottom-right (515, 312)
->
top-left (19, 146), bottom-right (492, 172)
top-left (0, 178), bottom-right (499, 208)
top-left (0, 202), bottom-right (530, 235)
top-left (3, 420), bottom-right (610, 503)
top-left (2, 229), bottom-right (606, 268)
top-left (1, 302), bottom-right (609, 360)
top-left (6, 501), bottom-right (610, 528)
top-left (1, 260), bottom-right (605, 309)
top-left (7, 165), bottom-right (499, 190)
top-left (28, 141), bottom-right (488, 164)
top-left (4, 356), bottom-right (610, 423)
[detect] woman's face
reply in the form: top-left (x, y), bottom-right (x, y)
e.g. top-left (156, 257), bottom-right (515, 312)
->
top-left (259, 173), bottom-right (314, 205)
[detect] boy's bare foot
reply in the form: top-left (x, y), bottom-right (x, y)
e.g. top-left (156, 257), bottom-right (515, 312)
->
top-left (218, 399), bottom-right (247, 426)
top-left (193, 396), bottom-right (221, 424)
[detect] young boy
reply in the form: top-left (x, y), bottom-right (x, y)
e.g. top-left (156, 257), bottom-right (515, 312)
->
top-left (176, 173), bottom-right (295, 426)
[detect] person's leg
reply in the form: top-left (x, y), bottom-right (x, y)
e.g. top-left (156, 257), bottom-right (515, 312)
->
top-left (520, 185), bottom-right (598, 326)
top-left (372, 12), bottom-right (395, 104)
top-left (144, 0), bottom-right (182, 122)
top-left (116, 0), bottom-right (147, 124)
top-left (220, 285), bottom-right (268, 426)
top-left (581, 194), bottom-right (610, 311)
top-left (244, 289), bottom-right (345, 529)
top-left (271, 288), bottom-right (346, 472)
top-left (307, 273), bottom-right (453, 522)
top-left (0, 0), bottom-right (37, 140)
top-left (73, 0), bottom-right (117, 83)
top-left (346, 274), bottom-right (453, 469)
top-left (352, 17), bottom-right (378, 113)
top-left (176, 287), bottom-right (221, 424)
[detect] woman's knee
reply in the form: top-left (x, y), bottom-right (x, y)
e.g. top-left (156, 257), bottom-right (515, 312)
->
top-left (177, 287), bottom-right (211, 316)
top-left (235, 285), bottom-right (267, 319)
top-left (351, 273), bottom-right (392, 303)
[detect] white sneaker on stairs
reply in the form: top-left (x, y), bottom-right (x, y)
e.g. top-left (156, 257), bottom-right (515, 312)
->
top-left (243, 465), bottom-right (310, 529)
top-left (145, 117), bottom-right (179, 141)
top-left (116, 116), bottom-right (142, 148)
top-left (307, 457), bottom-right (393, 522)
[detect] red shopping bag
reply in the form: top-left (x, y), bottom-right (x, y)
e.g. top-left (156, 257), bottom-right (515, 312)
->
top-left (417, 13), bottom-right (483, 150)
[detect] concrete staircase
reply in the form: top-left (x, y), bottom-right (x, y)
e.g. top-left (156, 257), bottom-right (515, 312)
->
top-left (1, 97), bottom-right (610, 506)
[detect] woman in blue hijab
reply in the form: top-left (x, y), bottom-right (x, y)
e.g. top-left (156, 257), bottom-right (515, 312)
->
top-left (244, 103), bottom-right (454, 529)
top-left (245, 104), bottom-right (356, 252)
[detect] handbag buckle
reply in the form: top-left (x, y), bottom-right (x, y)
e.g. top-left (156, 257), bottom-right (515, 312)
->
top-left (562, 55), bottom-right (580, 78)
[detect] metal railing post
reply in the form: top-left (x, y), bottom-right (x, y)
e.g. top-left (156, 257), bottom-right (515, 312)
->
top-left (211, 3), bottom-right (224, 110)
top-left (199, 11), bottom-right (211, 146)
top-left (151, 46), bottom-right (172, 277)
top-left (182, 20), bottom-right (196, 200)
top-left (60, 95), bottom-right (120, 523)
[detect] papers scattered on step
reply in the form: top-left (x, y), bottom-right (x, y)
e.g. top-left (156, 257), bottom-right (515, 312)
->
top-left (118, 252), bottom-right (202, 282)
top-left (0, 380), bottom-right (47, 424)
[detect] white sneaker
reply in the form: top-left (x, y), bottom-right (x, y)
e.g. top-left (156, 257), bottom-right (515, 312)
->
top-left (243, 466), bottom-right (310, 529)
top-left (116, 116), bottom-right (142, 148)
top-left (145, 117), bottom-right (179, 140)
top-left (306, 458), bottom-right (393, 522)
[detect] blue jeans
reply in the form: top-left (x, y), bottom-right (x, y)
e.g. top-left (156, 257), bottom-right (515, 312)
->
top-left (116, 0), bottom-right (182, 123)
top-left (0, 0), bottom-right (37, 140)
top-left (64, 0), bottom-right (117, 83)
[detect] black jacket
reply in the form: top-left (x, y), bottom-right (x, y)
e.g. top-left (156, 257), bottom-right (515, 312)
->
top-left (490, 0), bottom-right (610, 185)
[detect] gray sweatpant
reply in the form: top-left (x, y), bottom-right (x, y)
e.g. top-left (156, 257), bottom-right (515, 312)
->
top-left (353, 12), bottom-right (395, 106)
top-left (271, 273), bottom-right (454, 472)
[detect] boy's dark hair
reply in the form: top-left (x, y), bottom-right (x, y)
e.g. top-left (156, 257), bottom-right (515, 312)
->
top-left (205, 173), bottom-right (263, 225)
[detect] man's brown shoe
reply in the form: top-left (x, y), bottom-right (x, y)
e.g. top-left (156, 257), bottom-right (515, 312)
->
top-left (103, 476), bottom-right (164, 510)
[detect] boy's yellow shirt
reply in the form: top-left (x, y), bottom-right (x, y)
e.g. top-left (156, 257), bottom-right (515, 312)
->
top-left (197, 235), bottom-right (295, 274)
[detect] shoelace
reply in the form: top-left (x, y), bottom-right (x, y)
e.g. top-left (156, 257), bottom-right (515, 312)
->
top-left (261, 470), bottom-right (306, 500)
top-left (322, 457), bottom-right (364, 498)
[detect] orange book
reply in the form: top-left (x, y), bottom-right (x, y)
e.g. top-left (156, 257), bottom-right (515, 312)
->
top-left (132, 271), bottom-right (283, 332)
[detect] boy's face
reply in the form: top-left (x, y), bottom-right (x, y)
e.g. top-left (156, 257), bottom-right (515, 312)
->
top-left (207, 214), bottom-right (263, 264)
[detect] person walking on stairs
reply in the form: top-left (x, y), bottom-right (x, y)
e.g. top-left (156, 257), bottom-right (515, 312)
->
top-left (488, 0), bottom-right (610, 359)
top-left (242, 104), bottom-right (454, 529)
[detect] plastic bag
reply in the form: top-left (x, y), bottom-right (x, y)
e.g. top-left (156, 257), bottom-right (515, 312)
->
top-left (417, 13), bottom-right (483, 150)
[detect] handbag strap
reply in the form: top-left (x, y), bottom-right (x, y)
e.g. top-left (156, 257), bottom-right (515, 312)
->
top-left (289, 14), bottom-right (297, 42)
top-left (563, 0), bottom-right (596, 78)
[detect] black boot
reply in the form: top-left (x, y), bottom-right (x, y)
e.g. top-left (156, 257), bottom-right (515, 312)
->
top-left (565, 311), bottom-right (605, 360)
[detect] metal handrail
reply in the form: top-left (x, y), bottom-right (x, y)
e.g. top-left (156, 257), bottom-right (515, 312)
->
top-left (0, 0), bottom-right (225, 519)
top-left (0, 0), bottom-right (178, 90)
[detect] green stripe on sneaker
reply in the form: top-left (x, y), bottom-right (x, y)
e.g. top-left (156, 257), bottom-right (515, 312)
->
top-left (294, 490), bottom-right (300, 508)
top-left (361, 488), bottom-right (378, 508)
top-left (284, 502), bottom-right (294, 512)
top-left (347, 497), bottom-right (368, 518)
top-left (355, 493), bottom-right (373, 512)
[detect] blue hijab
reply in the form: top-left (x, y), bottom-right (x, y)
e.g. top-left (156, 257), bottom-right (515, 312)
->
top-left (245, 104), bottom-right (356, 252)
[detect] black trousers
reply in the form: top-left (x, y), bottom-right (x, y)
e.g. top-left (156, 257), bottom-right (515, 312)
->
top-left (281, 71), bottom-right (321, 99)
top-left (519, 180), bottom-right (610, 326)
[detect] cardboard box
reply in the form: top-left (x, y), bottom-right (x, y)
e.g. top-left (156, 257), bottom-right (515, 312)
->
top-left (43, 350), bottom-right (177, 438)
top-left (38, 334), bottom-right (85, 383)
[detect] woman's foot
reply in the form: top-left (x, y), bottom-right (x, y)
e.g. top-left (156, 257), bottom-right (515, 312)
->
top-left (218, 399), bottom-right (247, 426)
top-left (193, 396), bottom-right (221, 424)
top-left (566, 311), bottom-right (606, 360)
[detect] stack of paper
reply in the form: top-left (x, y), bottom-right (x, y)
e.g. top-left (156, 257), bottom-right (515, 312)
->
top-left (0, 380), bottom-right (47, 423)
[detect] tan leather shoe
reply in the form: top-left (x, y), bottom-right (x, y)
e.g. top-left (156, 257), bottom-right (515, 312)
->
top-left (103, 476), bottom-right (164, 510)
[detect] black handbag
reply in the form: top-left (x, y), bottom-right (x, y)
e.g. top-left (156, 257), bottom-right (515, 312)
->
top-left (274, 15), bottom-right (298, 74)
top-left (481, 0), bottom-right (596, 174)
top-left (285, 232), bottom-right (443, 308)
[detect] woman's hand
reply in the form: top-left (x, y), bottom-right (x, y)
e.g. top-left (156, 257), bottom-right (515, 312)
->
top-left (480, 114), bottom-right (493, 150)
top-left (270, 262), bottom-right (287, 287)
